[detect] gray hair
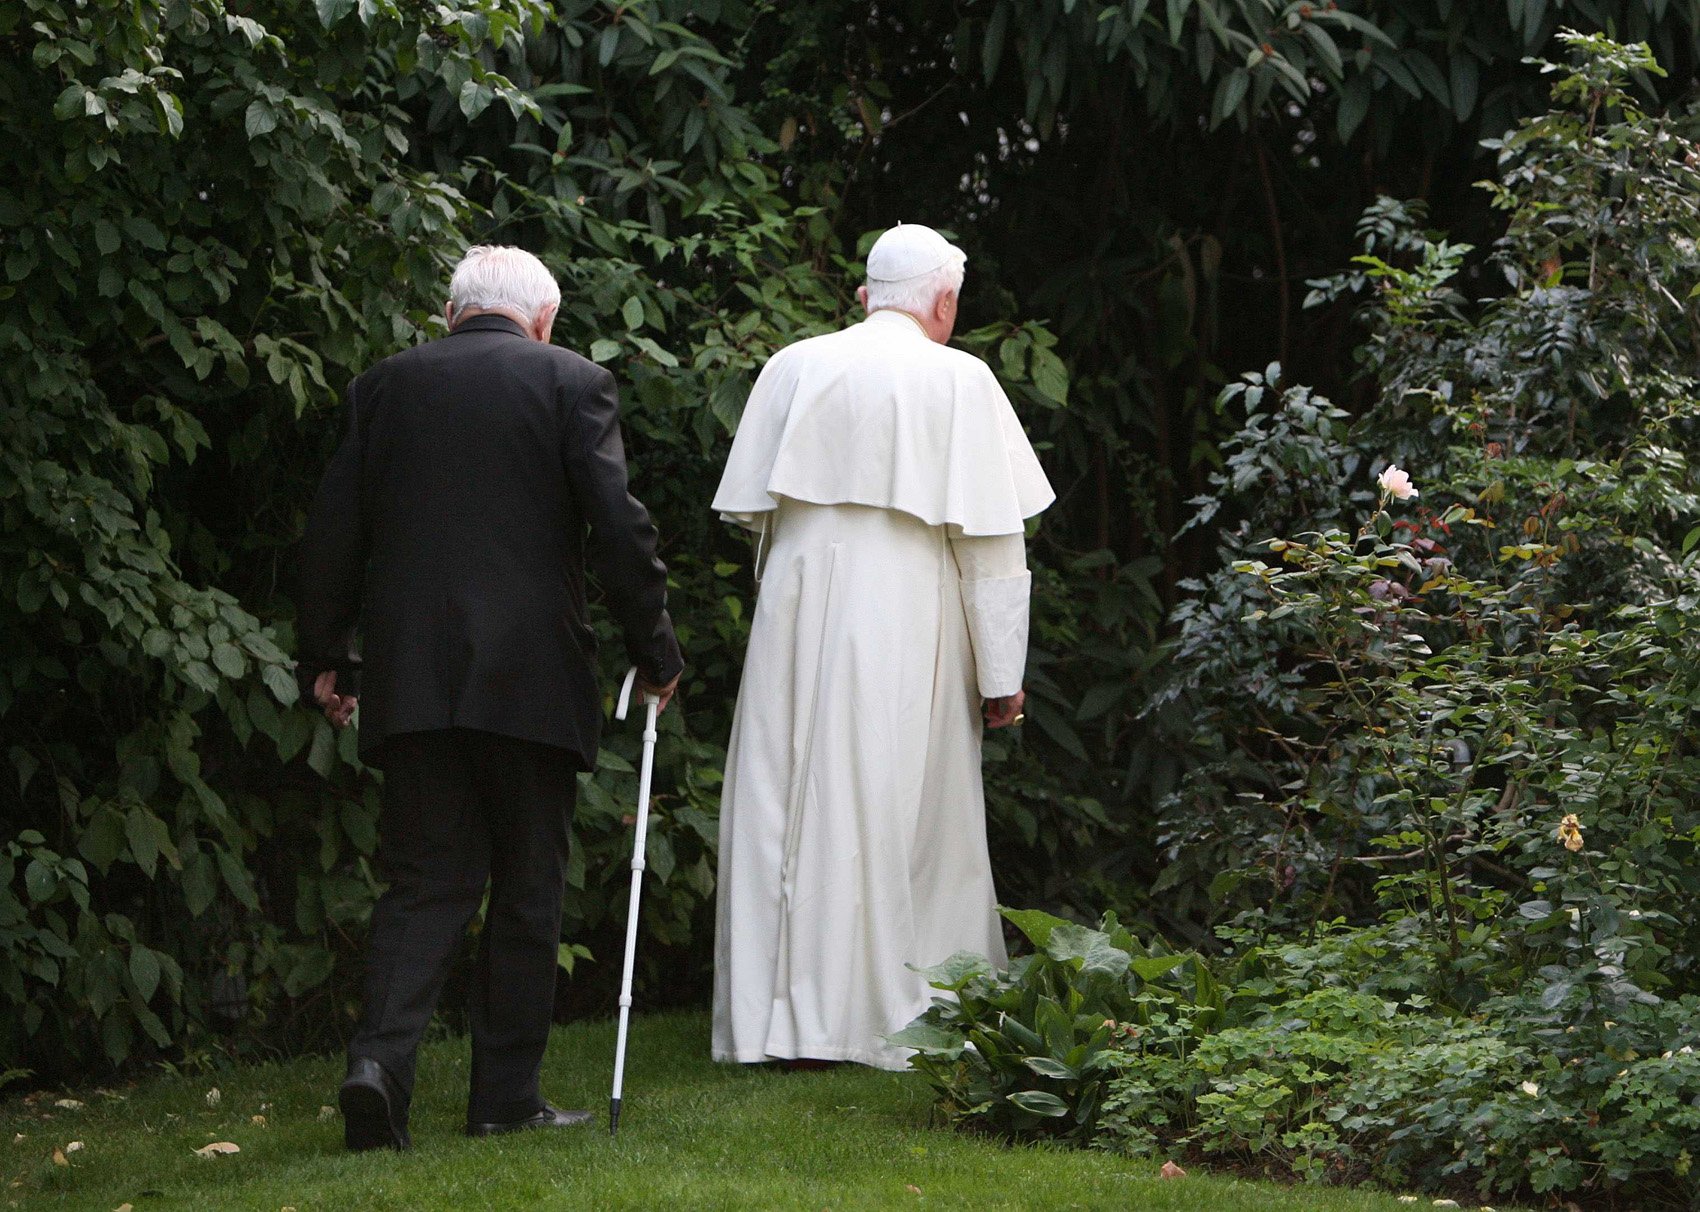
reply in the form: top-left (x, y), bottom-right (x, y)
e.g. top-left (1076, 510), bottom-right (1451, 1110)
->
top-left (863, 260), bottom-right (966, 316)
top-left (448, 245), bottom-right (562, 319)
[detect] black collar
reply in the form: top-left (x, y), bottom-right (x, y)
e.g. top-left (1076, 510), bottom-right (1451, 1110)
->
top-left (447, 313), bottom-right (530, 339)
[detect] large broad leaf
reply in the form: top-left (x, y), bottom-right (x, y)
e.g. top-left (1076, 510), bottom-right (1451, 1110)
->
top-left (911, 951), bottom-right (994, 991)
top-left (999, 906), bottom-right (1072, 950)
top-left (885, 1019), bottom-right (966, 1059)
top-left (1130, 954), bottom-right (1190, 982)
top-left (1000, 1012), bottom-right (1045, 1055)
top-left (1006, 1089), bottom-right (1070, 1117)
top-left (1045, 924), bottom-right (1132, 979)
top-left (1022, 1056), bottom-right (1078, 1081)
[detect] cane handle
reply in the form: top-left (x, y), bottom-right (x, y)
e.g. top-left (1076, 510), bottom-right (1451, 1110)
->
top-left (616, 666), bottom-right (639, 721)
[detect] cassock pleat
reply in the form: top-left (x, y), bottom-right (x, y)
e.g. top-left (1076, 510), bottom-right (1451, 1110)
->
top-left (712, 500), bottom-right (1008, 1070)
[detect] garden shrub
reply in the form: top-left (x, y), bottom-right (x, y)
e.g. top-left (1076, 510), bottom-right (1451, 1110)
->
top-left (891, 907), bottom-right (1218, 1145)
top-left (903, 919), bottom-right (1700, 1205)
top-left (1, 0), bottom-right (1080, 1079)
top-left (905, 32), bottom-right (1700, 1209)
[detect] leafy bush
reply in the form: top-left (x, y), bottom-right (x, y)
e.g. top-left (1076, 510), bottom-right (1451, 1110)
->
top-left (901, 918), bottom-right (1700, 1205)
top-left (891, 907), bottom-right (1218, 1145)
top-left (1, 0), bottom-right (540, 1078)
top-left (1096, 932), bottom-right (1700, 1204)
top-left (0, 0), bottom-right (1077, 1077)
top-left (905, 32), bottom-right (1700, 1209)
top-left (1154, 32), bottom-right (1700, 976)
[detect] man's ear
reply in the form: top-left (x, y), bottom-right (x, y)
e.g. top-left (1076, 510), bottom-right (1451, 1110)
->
top-left (444, 301), bottom-right (456, 329)
top-left (857, 285), bottom-right (870, 313)
top-left (935, 289), bottom-right (957, 322)
top-left (531, 304), bottom-right (559, 343)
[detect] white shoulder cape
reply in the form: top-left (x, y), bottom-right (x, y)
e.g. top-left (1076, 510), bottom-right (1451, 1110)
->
top-left (711, 310), bottom-right (1055, 537)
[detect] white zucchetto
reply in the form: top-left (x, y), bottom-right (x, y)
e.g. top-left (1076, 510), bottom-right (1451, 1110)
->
top-left (866, 223), bottom-right (967, 283)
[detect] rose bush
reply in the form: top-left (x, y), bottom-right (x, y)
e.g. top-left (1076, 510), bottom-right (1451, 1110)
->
top-left (903, 33), bottom-right (1700, 1208)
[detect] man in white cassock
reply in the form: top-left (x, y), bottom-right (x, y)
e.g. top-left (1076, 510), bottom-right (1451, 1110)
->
top-left (710, 224), bottom-right (1055, 1070)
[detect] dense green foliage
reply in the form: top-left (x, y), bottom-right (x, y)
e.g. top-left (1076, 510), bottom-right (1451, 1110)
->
top-left (900, 33), bottom-right (1700, 1207)
top-left (5, 16), bottom-right (1700, 1209)
top-left (903, 915), bottom-right (1700, 1204)
top-left (0, 0), bottom-right (1068, 1077)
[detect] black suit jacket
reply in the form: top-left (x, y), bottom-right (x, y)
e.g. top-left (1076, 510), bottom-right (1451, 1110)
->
top-left (294, 314), bottom-right (683, 767)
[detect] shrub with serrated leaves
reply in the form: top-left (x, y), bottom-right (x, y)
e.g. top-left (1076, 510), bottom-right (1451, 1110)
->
top-left (1152, 34), bottom-right (1700, 980)
top-left (908, 33), bottom-right (1700, 1208)
top-left (1, 0), bottom-right (1081, 1078)
top-left (1, 0), bottom-right (548, 1078)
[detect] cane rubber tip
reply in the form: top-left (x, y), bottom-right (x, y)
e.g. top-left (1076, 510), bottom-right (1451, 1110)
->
top-left (609, 1097), bottom-right (621, 1137)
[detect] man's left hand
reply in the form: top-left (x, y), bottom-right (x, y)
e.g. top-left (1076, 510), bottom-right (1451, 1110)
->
top-left (314, 670), bottom-right (358, 729)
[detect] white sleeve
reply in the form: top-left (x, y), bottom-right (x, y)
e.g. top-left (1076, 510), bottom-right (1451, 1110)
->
top-left (948, 526), bottom-right (1031, 699)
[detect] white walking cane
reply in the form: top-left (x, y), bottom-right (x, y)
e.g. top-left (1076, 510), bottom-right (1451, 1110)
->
top-left (609, 665), bottom-right (659, 1137)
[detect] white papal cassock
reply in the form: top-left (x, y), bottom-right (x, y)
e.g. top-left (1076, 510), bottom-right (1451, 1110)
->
top-left (709, 307), bottom-right (1054, 1069)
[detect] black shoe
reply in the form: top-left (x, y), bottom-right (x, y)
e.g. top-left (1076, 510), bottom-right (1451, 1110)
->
top-left (465, 1103), bottom-right (594, 1137)
top-left (339, 1058), bottom-right (412, 1152)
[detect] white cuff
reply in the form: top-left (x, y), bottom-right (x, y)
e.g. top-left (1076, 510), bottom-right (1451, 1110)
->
top-left (960, 571), bottom-right (1030, 698)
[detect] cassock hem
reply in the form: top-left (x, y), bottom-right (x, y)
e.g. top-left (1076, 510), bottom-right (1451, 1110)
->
top-left (711, 1046), bottom-right (912, 1072)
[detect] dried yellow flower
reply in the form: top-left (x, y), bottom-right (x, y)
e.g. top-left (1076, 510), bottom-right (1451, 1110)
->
top-left (1557, 813), bottom-right (1584, 852)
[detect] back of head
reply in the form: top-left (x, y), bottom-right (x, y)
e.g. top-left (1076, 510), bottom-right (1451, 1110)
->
top-left (448, 245), bottom-right (562, 320)
top-left (863, 223), bottom-right (967, 315)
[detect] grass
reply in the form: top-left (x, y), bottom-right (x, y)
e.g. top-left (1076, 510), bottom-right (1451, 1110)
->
top-left (5, 1012), bottom-right (1461, 1211)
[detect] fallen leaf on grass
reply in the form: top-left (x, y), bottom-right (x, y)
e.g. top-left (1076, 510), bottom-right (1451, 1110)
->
top-left (54, 1100), bottom-right (83, 1111)
top-left (51, 1149), bottom-right (67, 1167)
top-left (251, 1115), bottom-right (267, 1127)
top-left (1159, 1161), bottom-right (1187, 1179)
top-left (192, 1141), bottom-right (240, 1158)
top-left (317, 1106), bottom-right (335, 1122)
top-left (1398, 1200), bottom-right (1418, 1206)
top-left (116, 1204), bottom-right (134, 1211)
top-left (205, 1088), bottom-right (221, 1108)
top-left (904, 1185), bottom-right (921, 1195)
top-left (65, 1142), bottom-right (83, 1154)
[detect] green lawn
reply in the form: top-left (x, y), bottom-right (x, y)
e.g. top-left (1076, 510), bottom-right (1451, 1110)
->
top-left (6, 1012), bottom-right (1464, 1211)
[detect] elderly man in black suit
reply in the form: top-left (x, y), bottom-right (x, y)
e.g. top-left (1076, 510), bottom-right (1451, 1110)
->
top-left (294, 245), bottom-right (682, 1151)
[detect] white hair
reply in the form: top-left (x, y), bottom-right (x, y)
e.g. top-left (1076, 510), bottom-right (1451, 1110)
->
top-left (863, 259), bottom-right (966, 316)
top-left (448, 245), bottom-right (561, 319)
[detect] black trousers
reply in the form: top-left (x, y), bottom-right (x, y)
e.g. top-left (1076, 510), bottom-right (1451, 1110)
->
top-left (349, 728), bottom-right (578, 1124)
